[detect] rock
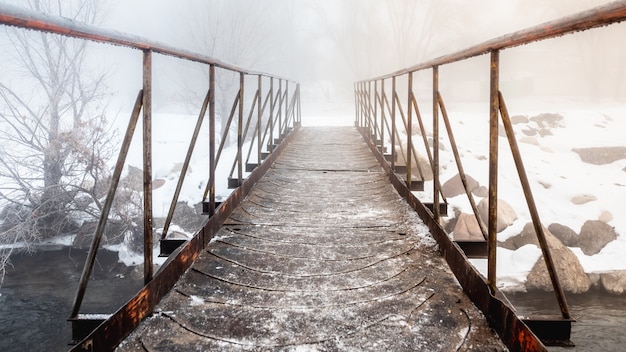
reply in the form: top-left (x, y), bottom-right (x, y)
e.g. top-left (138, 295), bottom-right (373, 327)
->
top-left (572, 146), bottom-right (626, 165)
top-left (152, 178), bottom-right (166, 189)
top-left (599, 210), bottom-right (613, 223)
top-left (601, 271), bottom-right (626, 294)
top-left (477, 198), bottom-right (517, 233)
top-left (444, 208), bottom-right (461, 234)
top-left (520, 136), bottom-right (539, 145)
top-left (442, 173), bottom-right (479, 198)
top-left (571, 194), bottom-right (597, 205)
top-left (511, 115), bottom-right (529, 124)
top-left (537, 128), bottom-right (552, 137)
top-left (525, 223), bottom-right (590, 293)
top-left (472, 185), bottom-right (489, 198)
top-left (530, 113), bottom-right (564, 128)
top-left (578, 220), bottom-right (617, 255)
top-left (452, 213), bottom-right (485, 241)
top-left (501, 222), bottom-right (541, 250)
top-left (547, 223), bottom-right (578, 247)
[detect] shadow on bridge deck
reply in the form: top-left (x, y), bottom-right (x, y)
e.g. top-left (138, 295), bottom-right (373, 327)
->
top-left (116, 127), bottom-right (506, 351)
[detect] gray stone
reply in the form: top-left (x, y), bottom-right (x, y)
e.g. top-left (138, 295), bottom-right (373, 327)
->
top-left (452, 213), bottom-right (486, 241)
top-left (599, 210), bottom-right (613, 223)
top-left (477, 198), bottom-right (517, 233)
top-left (520, 136), bottom-right (539, 145)
top-left (530, 113), bottom-right (564, 128)
top-left (511, 115), bottom-right (529, 124)
top-left (571, 194), bottom-right (597, 205)
top-left (501, 221), bottom-right (541, 250)
top-left (578, 220), bottom-right (617, 255)
top-left (525, 223), bottom-right (590, 293)
top-left (472, 185), bottom-right (489, 198)
top-left (572, 146), bottom-right (626, 165)
top-left (601, 271), bottom-right (626, 294)
top-left (548, 223), bottom-right (578, 247)
top-left (442, 173), bottom-right (479, 198)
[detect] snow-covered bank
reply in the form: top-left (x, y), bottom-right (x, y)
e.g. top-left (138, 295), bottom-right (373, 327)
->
top-left (422, 98), bottom-right (626, 293)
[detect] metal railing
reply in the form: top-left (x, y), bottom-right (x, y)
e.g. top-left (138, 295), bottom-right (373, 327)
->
top-left (0, 3), bottom-right (300, 348)
top-left (355, 0), bottom-right (626, 342)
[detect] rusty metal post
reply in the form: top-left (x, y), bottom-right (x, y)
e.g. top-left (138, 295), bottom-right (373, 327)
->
top-left (365, 81), bottom-right (372, 133)
top-left (374, 80), bottom-right (379, 142)
top-left (432, 66), bottom-right (440, 221)
top-left (380, 79), bottom-right (385, 153)
top-left (406, 72), bottom-right (413, 189)
top-left (391, 76), bottom-right (397, 169)
top-left (209, 64), bottom-right (216, 216)
top-left (237, 72), bottom-right (244, 186)
top-left (499, 92), bottom-right (571, 319)
top-left (488, 50), bottom-right (499, 294)
top-left (277, 79), bottom-right (282, 139)
top-left (142, 49), bottom-right (153, 285)
top-left (354, 83), bottom-right (359, 125)
top-left (269, 77), bottom-right (274, 153)
top-left (359, 82), bottom-right (365, 127)
top-left (257, 75), bottom-right (262, 165)
top-left (296, 83), bottom-right (301, 125)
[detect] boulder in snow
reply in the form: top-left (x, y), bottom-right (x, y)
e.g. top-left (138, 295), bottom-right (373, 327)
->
top-left (525, 223), bottom-right (590, 293)
top-left (477, 198), bottom-right (517, 233)
top-left (442, 173), bottom-right (479, 198)
top-left (452, 213), bottom-right (485, 241)
top-left (571, 194), bottom-right (597, 205)
top-left (578, 220), bottom-right (617, 255)
top-left (548, 223), bottom-right (579, 247)
top-left (572, 146), bottom-right (626, 165)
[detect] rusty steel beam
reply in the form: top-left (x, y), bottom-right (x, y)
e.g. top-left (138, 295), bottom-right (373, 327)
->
top-left (488, 50), bottom-right (499, 294)
top-left (432, 66), bottom-right (441, 221)
top-left (362, 0), bottom-right (626, 81)
top-left (208, 64), bottom-right (216, 216)
top-left (142, 50), bottom-right (154, 285)
top-left (0, 3), bottom-right (294, 81)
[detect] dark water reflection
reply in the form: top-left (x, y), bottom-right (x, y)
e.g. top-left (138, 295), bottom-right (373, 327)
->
top-left (508, 290), bottom-right (626, 352)
top-left (0, 247), bottom-right (142, 352)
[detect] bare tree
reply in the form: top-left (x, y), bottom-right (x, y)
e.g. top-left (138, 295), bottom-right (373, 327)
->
top-left (0, 0), bottom-right (115, 283)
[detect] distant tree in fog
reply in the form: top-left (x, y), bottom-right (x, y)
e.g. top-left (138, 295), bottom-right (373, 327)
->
top-left (180, 0), bottom-right (278, 139)
top-left (0, 0), bottom-right (120, 284)
top-left (310, 0), bottom-right (460, 80)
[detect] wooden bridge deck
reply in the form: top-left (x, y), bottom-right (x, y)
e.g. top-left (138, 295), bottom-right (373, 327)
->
top-left (116, 127), bottom-right (506, 351)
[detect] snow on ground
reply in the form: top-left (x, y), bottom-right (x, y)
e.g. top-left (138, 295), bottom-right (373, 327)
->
top-left (123, 97), bottom-right (625, 291)
top-left (412, 97), bottom-right (626, 291)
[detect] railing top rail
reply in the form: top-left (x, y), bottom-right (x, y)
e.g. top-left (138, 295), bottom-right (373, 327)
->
top-left (0, 3), bottom-right (293, 81)
top-left (361, 0), bottom-right (626, 82)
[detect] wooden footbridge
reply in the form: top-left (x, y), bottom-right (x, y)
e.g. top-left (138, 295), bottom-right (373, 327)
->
top-left (116, 126), bottom-right (507, 351)
top-left (1, 2), bottom-right (626, 351)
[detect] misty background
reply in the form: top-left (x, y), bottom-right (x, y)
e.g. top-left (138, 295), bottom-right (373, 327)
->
top-left (99, 0), bottom-right (624, 124)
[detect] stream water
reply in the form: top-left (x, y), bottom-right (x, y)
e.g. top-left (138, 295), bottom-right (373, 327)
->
top-left (508, 290), bottom-right (626, 351)
top-left (1, 247), bottom-right (625, 351)
top-left (0, 246), bottom-right (142, 352)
